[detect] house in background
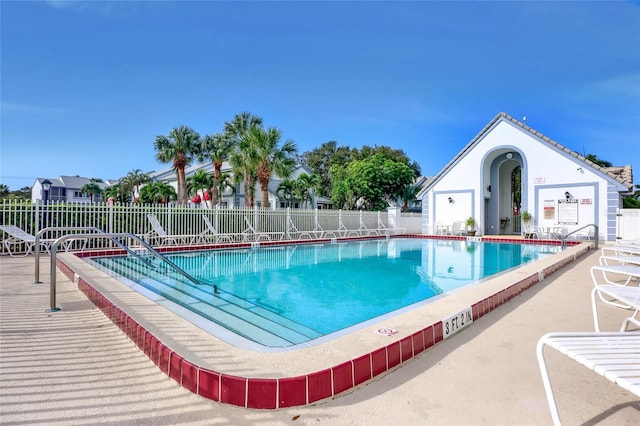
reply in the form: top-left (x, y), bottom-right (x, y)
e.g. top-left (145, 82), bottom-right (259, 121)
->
top-left (32, 176), bottom-right (113, 204)
top-left (419, 112), bottom-right (633, 241)
top-left (148, 161), bottom-right (326, 209)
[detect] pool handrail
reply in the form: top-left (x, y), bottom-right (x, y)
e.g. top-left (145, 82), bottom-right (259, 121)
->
top-left (35, 226), bottom-right (106, 284)
top-left (559, 224), bottom-right (598, 249)
top-left (47, 232), bottom-right (204, 312)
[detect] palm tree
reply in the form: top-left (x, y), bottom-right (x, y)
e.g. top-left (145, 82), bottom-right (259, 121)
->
top-left (103, 183), bottom-right (130, 204)
top-left (277, 179), bottom-right (297, 208)
top-left (154, 126), bottom-right (201, 205)
top-left (0, 184), bottom-right (9, 198)
top-left (215, 171), bottom-right (235, 207)
top-left (187, 169), bottom-right (214, 208)
top-left (295, 173), bottom-right (318, 209)
top-left (399, 183), bottom-right (419, 212)
top-left (200, 132), bottom-right (234, 207)
top-left (80, 181), bottom-right (102, 204)
top-left (123, 169), bottom-right (150, 201)
top-left (250, 126), bottom-right (297, 208)
top-left (139, 181), bottom-right (177, 204)
top-left (225, 112), bottom-right (263, 207)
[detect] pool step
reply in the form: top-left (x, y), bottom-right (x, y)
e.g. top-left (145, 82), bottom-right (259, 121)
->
top-left (92, 256), bottom-right (322, 346)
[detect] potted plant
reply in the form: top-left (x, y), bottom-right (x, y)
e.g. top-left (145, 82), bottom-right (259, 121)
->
top-left (520, 210), bottom-right (536, 238)
top-left (465, 217), bottom-right (476, 236)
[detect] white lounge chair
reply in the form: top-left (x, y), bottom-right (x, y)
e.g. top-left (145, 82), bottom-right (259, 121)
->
top-left (357, 217), bottom-right (379, 237)
top-left (242, 216), bottom-right (284, 242)
top-left (377, 217), bottom-right (405, 236)
top-left (591, 285), bottom-right (640, 331)
top-left (590, 264), bottom-right (640, 287)
top-left (599, 255), bottom-right (640, 267)
top-left (201, 215), bottom-right (241, 243)
top-left (146, 214), bottom-right (194, 246)
top-left (537, 331), bottom-right (640, 426)
top-left (601, 245), bottom-right (640, 256)
top-left (286, 217), bottom-right (316, 240)
top-left (0, 225), bottom-right (55, 257)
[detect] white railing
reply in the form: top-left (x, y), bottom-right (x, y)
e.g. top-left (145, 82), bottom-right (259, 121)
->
top-left (0, 200), bottom-right (415, 255)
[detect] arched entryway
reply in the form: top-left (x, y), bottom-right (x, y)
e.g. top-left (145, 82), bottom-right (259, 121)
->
top-left (484, 150), bottom-right (525, 235)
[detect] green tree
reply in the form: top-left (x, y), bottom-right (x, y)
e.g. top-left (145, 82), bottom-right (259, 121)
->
top-left (139, 181), bottom-right (177, 204)
top-left (329, 164), bottom-right (355, 210)
top-left (399, 182), bottom-right (419, 212)
top-left (0, 184), bottom-right (9, 198)
top-left (80, 181), bottom-right (102, 204)
top-left (215, 172), bottom-right (235, 206)
top-left (123, 169), bottom-right (150, 201)
top-left (301, 141), bottom-right (355, 197)
top-left (187, 170), bottom-right (214, 208)
top-left (200, 132), bottom-right (234, 207)
top-left (295, 173), bottom-right (318, 208)
top-left (357, 145), bottom-right (421, 177)
top-left (623, 184), bottom-right (640, 208)
top-left (154, 126), bottom-right (201, 205)
top-left (225, 112), bottom-right (263, 207)
top-left (333, 154), bottom-right (415, 211)
top-left (277, 179), bottom-right (297, 208)
top-left (585, 153), bottom-right (613, 167)
top-left (250, 126), bottom-right (297, 208)
top-left (103, 183), bottom-right (131, 204)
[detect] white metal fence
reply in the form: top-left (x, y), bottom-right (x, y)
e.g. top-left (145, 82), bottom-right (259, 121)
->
top-left (0, 200), bottom-right (414, 255)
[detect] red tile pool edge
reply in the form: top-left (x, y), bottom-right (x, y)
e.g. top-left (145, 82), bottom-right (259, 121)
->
top-left (57, 240), bottom-right (592, 409)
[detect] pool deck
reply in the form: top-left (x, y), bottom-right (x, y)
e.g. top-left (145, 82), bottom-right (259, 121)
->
top-left (1, 242), bottom-right (639, 425)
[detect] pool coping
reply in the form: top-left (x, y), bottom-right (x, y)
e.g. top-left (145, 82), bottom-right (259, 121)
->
top-left (56, 235), bottom-right (592, 409)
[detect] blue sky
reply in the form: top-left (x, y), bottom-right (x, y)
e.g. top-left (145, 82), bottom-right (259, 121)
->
top-left (2, 1), bottom-right (639, 191)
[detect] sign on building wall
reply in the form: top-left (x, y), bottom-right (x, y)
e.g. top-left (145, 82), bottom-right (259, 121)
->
top-left (543, 200), bottom-right (555, 220)
top-left (558, 199), bottom-right (578, 224)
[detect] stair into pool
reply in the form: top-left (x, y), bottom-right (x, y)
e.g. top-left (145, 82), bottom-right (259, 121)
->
top-left (91, 256), bottom-right (323, 347)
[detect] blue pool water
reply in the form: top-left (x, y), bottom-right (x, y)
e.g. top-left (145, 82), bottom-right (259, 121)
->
top-left (89, 238), bottom-right (561, 348)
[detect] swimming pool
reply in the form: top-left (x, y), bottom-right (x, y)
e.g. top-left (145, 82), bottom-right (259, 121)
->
top-left (88, 238), bottom-right (562, 348)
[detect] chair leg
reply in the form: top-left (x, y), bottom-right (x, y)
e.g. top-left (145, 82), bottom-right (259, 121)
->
top-left (536, 340), bottom-right (563, 426)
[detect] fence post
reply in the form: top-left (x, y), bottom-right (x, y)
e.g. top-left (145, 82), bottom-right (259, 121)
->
top-left (34, 199), bottom-right (41, 235)
top-left (108, 203), bottom-right (114, 233)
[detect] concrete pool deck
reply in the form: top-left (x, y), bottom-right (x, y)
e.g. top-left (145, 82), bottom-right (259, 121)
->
top-left (1, 243), bottom-right (639, 425)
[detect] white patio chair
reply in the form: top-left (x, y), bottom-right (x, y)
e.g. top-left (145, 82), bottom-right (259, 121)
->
top-left (450, 221), bottom-right (463, 236)
top-left (286, 217), bottom-right (314, 240)
top-left (599, 255), bottom-right (640, 267)
top-left (0, 225), bottom-right (55, 257)
top-left (201, 215), bottom-right (239, 243)
top-left (591, 285), bottom-right (640, 331)
top-left (146, 214), bottom-right (193, 246)
top-left (537, 331), bottom-right (640, 426)
top-left (357, 217), bottom-right (379, 236)
top-left (601, 245), bottom-right (640, 257)
top-left (242, 216), bottom-right (284, 242)
top-left (377, 217), bottom-right (405, 236)
top-left (590, 264), bottom-right (640, 287)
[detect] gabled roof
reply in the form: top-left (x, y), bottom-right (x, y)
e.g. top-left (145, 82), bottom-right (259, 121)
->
top-left (419, 112), bottom-right (633, 197)
top-left (37, 176), bottom-right (109, 190)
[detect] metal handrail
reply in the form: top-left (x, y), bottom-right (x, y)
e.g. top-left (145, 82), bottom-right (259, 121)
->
top-left (47, 232), bottom-right (203, 312)
top-left (35, 226), bottom-right (105, 283)
top-left (35, 227), bottom-right (163, 284)
top-left (560, 224), bottom-right (598, 250)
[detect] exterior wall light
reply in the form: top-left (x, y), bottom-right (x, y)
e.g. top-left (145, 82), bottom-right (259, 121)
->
top-left (565, 191), bottom-right (571, 200)
top-left (448, 197), bottom-right (454, 204)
